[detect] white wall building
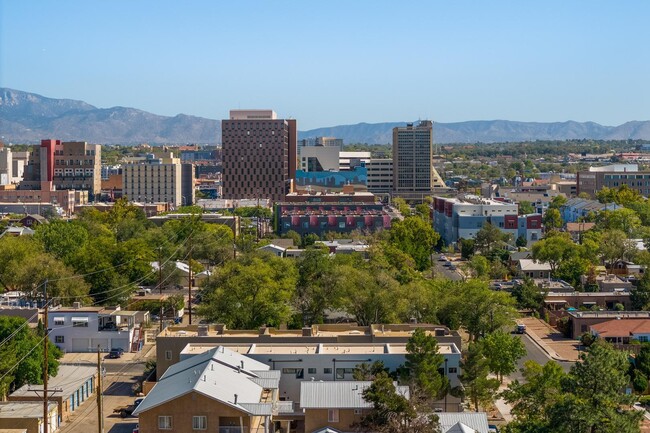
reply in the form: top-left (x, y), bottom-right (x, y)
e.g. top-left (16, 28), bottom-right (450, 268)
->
top-left (48, 305), bottom-right (145, 353)
top-left (179, 341), bottom-right (461, 407)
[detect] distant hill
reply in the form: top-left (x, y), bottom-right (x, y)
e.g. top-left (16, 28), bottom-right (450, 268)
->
top-left (300, 119), bottom-right (650, 144)
top-left (0, 88), bottom-right (220, 144)
top-left (2, 88), bottom-right (650, 145)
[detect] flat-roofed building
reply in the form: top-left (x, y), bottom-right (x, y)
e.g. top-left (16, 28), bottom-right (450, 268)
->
top-left (366, 158), bottom-right (393, 194)
top-left (221, 110), bottom-right (297, 202)
top-left (0, 402), bottom-right (58, 433)
top-left (122, 154), bottom-right (183, 207)
top-left (392, 121), bottom-right (445, 194)
top-left (577, 164), bottom-right (650, 198)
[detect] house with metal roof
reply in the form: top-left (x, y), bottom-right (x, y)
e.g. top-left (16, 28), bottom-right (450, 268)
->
top-left (0, 402), bottom-right (58, 433)
top-left (133, 346), bottom-right (293, 433)
top-left (300, 381), bottom-right (409, 433)
top-left (437, 412), bottom-right (490, 433)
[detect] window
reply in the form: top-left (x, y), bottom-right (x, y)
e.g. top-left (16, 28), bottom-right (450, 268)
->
top-left (448, 367), bottom-right (458, 374)
top-left (158, 416), bottom-right (172, 430)
top-left (281, 368), bottom-right (304, 379)
top-left (639, 336), bottom-right (649, 343)
top-left (324, 368), bottom-right (332, 374)
top-left (53, 317), bottom-right (65, 325)
top-left (55, 336), bottom-right (64, 343)
top-left (354, 409), bottom-right (362, 415)
top-left (72, 319), bottom-right (88, 327)
top-left (307, 368), bottom-right (317, 374)
top-left (165, 350), bottom-right (172, 360)
top-left (192, 416), bottom-right (207, 430)
top-left (335, 368), bottom-right (354, 379)
top-left (328, 409), bottom-right (339, 422)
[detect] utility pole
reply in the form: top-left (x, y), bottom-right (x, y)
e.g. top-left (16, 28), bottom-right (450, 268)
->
top-left (158, 246), bottom-right (163, 294)
top-left (43, 280), bottom-right (49, 433)
top-left (159, 303), bottom-right (164, 333)
top-left (188, 231), bottom-right (193, 325)
top-left (97, 345), bottom-right (104, 433)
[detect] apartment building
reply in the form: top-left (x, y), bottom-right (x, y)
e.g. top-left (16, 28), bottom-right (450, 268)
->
top-left (221, 110), bottom-right (297, 202)
top-left (20, 140), bottom-right (101, 197)
top-left (577, 163), bottom-right (650, 197)
top-left (392, 121), bottom-right (445, 194)
top-left (433, 195), bottom-right (543, 246)
top-left (274, 190), bottom-right (389, 236)
top-left (122, 154), bottom-right (186, 207)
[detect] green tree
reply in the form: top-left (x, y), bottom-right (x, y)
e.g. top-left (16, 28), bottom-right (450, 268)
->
top-left (634, 344), bottom-right (650, 378)
top-left (389, 217), bottom-right (440, 271)
top-left (404, 329), bottom-right (449, 402)
top-left (457, 280), bottom-right (518, 341)
top-left (515, 235), bottom-right (528, 248)
top-left (548, 195), bottom-right (568, 210)
top-left (511, 278), bottom-right (545, 310)
top-left (392, 197), bottom-right (411, 217)
top-left (460, 238), bottom-right (475, 260)
top-left (459, 343), bottom-right (499, 412)
top-left (353, 360), bottom-right (388, 381)
top-left (501, 360), bottom-right (566, 431)
top-left (599, 229), bottom-right (637, 270)
top-left (596, 208), bottom-right (642, 237)
top-left (531, 233), bottom-right (579, 274)
top-left (481, 330), bottom-right (526, 383)
top-left (631, 272), bottom-right (650, 310)
top-left (0, 317), bottom-right (62, 399)
top-left (542, 208), bottom-right (563, 232)
top-left (467, 255), bottom-right (490, 279)
top-left (34, 220), bottom-right (89, 263)
top-left (360, 372), bottom-right (439, 433)
top-left (474, 223), bottom-right (508, 254)
top-left (294, 248), bottom-right (343, 326)
top-left (518, 201), bottom-right (535, 215)
top-left (198, 253), bottom-right (297, 328)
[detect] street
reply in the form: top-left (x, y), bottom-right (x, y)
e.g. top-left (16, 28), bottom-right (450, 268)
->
top-left (510, 333), bottom-right (574, 381)
top-left (432, 254), bottom-right (463, 281)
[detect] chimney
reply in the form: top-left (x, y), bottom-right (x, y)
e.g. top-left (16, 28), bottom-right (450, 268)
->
top-left (72, 302), bottom-right (81, 309)
top-left (302, 327), bottom-right (313, 337)
top-left (259, 326), bottom-right (270, 336)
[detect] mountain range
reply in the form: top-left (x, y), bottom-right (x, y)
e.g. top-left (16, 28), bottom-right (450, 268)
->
top-left (2, 88), bottom-right (650, 145)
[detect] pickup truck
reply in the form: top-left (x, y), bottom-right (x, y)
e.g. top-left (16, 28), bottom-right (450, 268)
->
top-left (114, 398), bottom-right (144, 418)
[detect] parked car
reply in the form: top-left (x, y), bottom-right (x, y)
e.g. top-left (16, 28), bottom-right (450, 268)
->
top-left (515, 324), bottom-right (527, 334)
top-left (488, 425), bottom-right (499, 433)
top-left (108, 348), bottom-right (124, 358)
top-left (438, 255), bottom-right (448, 262)
top-left (449, 264), bottom-right (457, 271)
top-left (443, 261), bottom-right (452, 267)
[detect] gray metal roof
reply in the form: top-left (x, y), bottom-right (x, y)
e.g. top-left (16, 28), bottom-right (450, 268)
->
top-left (11, 365), bottom-right (96, 399)
top-left (238, 403), bottom-right (273, 416)
top-left (134, 346), bottom-right (274, 416)
top-left (437, 412), bottom-right (489, 433)
top-left (300, 381), bottom-right (409, 409)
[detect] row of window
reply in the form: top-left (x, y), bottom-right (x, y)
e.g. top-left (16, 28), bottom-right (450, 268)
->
top-left (158, 415), bottom-right (206, 430)
top-left (280, 366), bottom-right (459, 379)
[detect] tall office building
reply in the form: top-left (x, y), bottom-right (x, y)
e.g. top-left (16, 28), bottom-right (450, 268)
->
top-left (20, 140), bottom-right (102, 197)
top-left (221, 110), bottom-right (297, 202)
top-left (392, 121), bottom-right (444, 193)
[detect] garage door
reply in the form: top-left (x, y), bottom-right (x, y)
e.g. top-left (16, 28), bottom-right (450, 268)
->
top-left (72, 338), bottom-right (89, 352)
top-left (111, 339), bottom-right (129, 352)
top-left (91, 338), bottom-right (109, 352)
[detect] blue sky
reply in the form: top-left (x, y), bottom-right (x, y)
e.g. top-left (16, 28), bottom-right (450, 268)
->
top-left (1, 1), bottom-right (649, 130)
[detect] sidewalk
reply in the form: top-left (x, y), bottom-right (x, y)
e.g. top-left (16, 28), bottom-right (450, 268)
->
top-left (520, 317), bottom-right (580, 362)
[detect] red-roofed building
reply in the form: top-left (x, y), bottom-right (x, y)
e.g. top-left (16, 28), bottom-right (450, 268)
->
top-left (590, 319), bottom-right (650, 344)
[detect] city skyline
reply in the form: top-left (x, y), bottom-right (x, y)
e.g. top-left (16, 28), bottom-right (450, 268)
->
top-left (1, 1), bottom-right (649, 130)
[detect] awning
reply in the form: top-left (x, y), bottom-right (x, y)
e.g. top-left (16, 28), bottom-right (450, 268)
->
top-left (544, 300), bottom-right (568, 304)
top-left (71, 317), bottom-right (89, 322)
top-left (581, 302), bottom-right (597, 305)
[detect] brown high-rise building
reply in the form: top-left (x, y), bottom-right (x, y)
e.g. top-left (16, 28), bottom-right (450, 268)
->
top-left (221, 110), bottom-right (297, 202)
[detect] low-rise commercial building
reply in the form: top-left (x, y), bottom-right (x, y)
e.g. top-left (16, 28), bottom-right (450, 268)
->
top-left (577, 164), bottom-right (650, 198)
top-left (8, 365), bottom-right (96, 422)
top-left (567, 310), bottom-right (650, 338)
top-left (48, 304), bottom-right (146, 353)
top-left (0, 402), bottom-right (58, 433)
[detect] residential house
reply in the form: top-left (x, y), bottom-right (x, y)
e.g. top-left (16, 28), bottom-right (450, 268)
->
top-left (8, 365), bottom-right (96, 422)
top-left (133, 346), bottom-right (293, 433)
top-left (591, 319), bottom-right (650, 344)
top-left (565, 222), bottom-right (596, 243)
top-left (48, 304), bottom-right (145, 353)
top-left (560, 198), bottom-right (619, 223)
top-left (517, 259), bottom-right (552, 279)
top-left (19, 214), bottom-right (47, 228)
top-left (257, 244), bottom-right (287, 257)
top-left (437, 412), bottom-right (490, 433)
top-left (579, 273), bottom-right (634, 292)
top-left (544, 291), bottom-right (631, 312)
top-left (0, 226), bottom-right (35, 237)
top-left (300, 381), bottom-right (409, 433)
